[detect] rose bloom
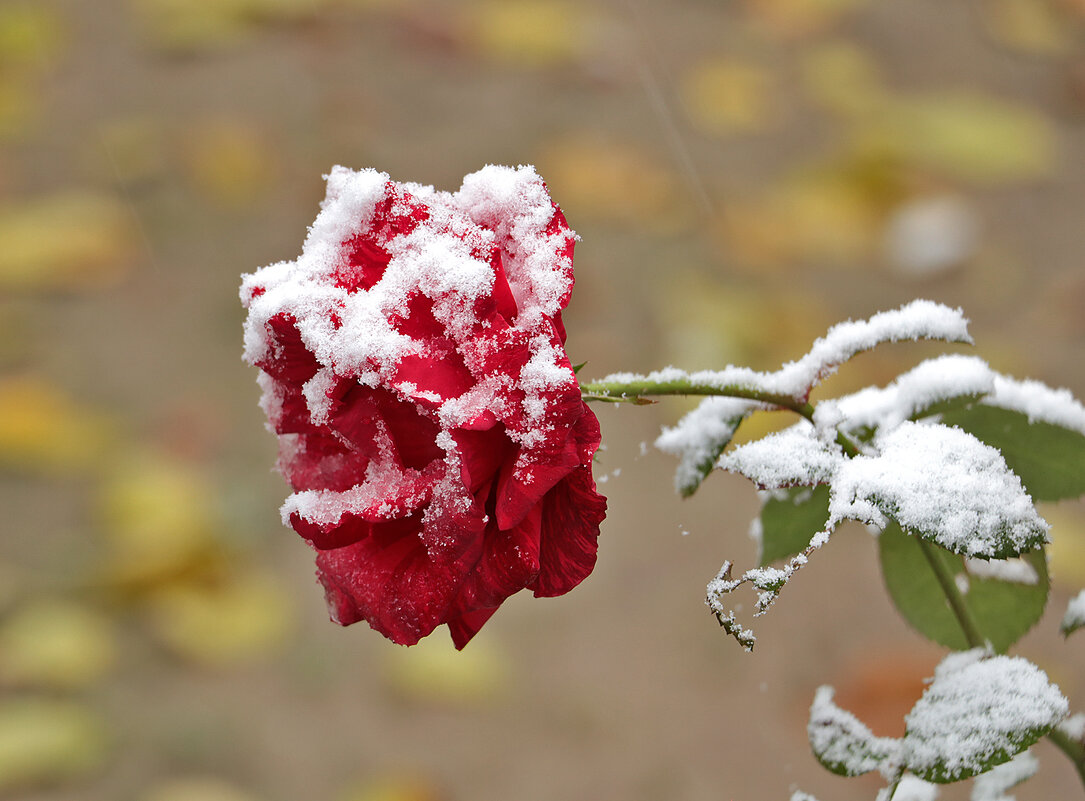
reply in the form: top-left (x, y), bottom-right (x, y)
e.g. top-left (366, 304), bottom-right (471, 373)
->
top-left (240, 165), bottom-right (606, 648)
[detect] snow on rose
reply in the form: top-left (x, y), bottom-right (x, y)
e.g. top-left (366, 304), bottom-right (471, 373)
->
top-left (240, 165), bottom-right (606, 648)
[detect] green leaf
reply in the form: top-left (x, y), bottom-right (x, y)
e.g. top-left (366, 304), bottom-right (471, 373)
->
top-left (758, 484), bottom-right (831, 566)
top-left (902, 654), bottom-right (1067, 783)
top-left (879, 522), bottom-right (1048, 652)
top-left (807, 686), bottom-right (900, 777)
top-left (940, 404), bottom-right (1085, 501)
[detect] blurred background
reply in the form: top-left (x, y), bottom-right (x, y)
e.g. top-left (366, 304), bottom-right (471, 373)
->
top-left (2, 0), bottom-right (1085, 799)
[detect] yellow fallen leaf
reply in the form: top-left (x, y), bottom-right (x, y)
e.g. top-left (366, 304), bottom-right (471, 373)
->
top-left (884, 93), bottom-right (1055, 182)
top-left (984, 0), bottom-right (1069, 55)
top-left (0, 191), bottom-right (135, 290)
top-left (537, 136), bottom-right (691, 233)
top-left (801, 41), bottom-right (885, 117)
top-left (184, 119), bottom-right (277, 210)
top-left (97, 452), bottom-right (221, 593)
top-left (0, 376), bottom-right (113, 474)
top-left (145, 570), bottom-right (293, 666)
top-left (0, 302), bottom-right (31, 369)
top-left (382, 632), bottom-right (509, 704)
top-left (775, 175), bottom-right (879, 265)
top-left (0, 6), bottom-right (64, 141)
top-left (129, 0), bottom-right (253, 52)
top-left (0, 698), bottom-right (109, 792)
top-left (716, 173), bottom-right (878, 271)
top-left (463, 0), bottom-right (597, 66)
top-left (681, 58), bottom-right (777, 135)
top-left (141, 776), bottom-right (261, 801)
top-left (0, 73), bottom-right (36, 139)
top-left (0, 600), bottom-right (117, 690)
top-left (340, 774), bottom-right (443, 801)
top-left (0, 6), bottom-right (65, 69)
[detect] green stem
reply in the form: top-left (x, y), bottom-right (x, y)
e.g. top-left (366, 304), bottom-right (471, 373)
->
top-left (915, 538), bottom-right (986, 650)
top-left (580, 378), bottom-right (816, 422)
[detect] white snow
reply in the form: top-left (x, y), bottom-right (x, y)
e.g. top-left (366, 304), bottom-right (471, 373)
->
top-left (963, 556), bottom-right (1039, 585)
top-left (1060, 589), bottom-right (1085, 635)
top-left (970, 750), bottom-right (1038, 801)
top-left (655, 397), bottom-right (761, 494)
top-left (242, 165), bottom-right (581, 538)
top-left (892, 775), bottom-right (940, 801)
top-left (719, 424), bottom-right (841, 489)
top-left (902, 653), bottom-right (1068, 782)
top-left (986, 375), bottom-right (1085, 437)
top-left (828, 422), bottom-right (1048, 558)
top-left (602, 300), bottom-right (971, 404)
top-left (1057, 712), bottom-right (1085, 740)
top-left (835, 354), bottom-right (996, 434)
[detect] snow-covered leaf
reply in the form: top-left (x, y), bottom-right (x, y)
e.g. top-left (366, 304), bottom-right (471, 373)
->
top-left (758, 484), bottom-right (831, 566)
top-left (879, 523), bottom-right (1048, 652)
top-left (830, 422), bottom-right (1048, 559)
top-left (835, 354), bottom-right (996, 439)
top-left (940, 404), bottom-right (1085, 502)
top-left (655, 397), bottom-right (756, 497)
top-left (1061, 590), bottom-right (1085, 637)
top-left (807, 686), bottom-right (901, 777)
top-left (902, 653), bottom-right (1067, 783)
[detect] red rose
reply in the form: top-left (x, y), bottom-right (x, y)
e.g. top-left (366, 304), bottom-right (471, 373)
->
top-left (241, 165), bottom-right (606, 648)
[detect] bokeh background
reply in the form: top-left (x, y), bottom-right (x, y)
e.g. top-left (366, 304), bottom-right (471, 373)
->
top-left (3, 0), bottom-right (1085, 799)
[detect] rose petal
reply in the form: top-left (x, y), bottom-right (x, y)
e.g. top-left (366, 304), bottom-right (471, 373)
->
top-left (531, 466), bottom-right (607, 597)
top-left (447, 607), bottom-right (499, 649)
top-left (314, 518), bottom-right (483, 646)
